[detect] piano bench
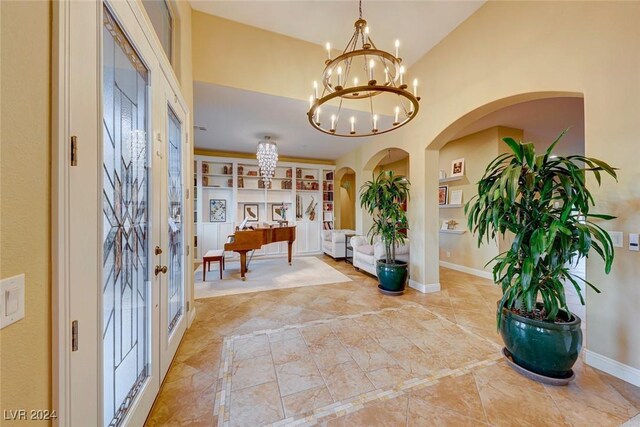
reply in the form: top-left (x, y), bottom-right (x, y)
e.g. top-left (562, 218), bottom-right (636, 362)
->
top-left (203, 250), bottom-right (225, 281)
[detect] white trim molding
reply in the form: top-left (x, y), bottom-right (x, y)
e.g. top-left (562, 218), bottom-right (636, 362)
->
top-left (409, 280), bottom-right (440, 294)
top-left (585, 349), bottom-right (640, 387)
top-left (439, 261), bottom-right (493, 281)
top-left (188, 306), bottom-right (197, 327)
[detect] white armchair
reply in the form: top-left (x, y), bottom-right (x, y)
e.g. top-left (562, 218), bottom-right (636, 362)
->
top-left (322, 229), bottom-right (356, 259)
top-left (351, 236), bottom-right (410, 276)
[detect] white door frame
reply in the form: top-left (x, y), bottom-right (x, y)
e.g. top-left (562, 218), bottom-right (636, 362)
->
top-left (52, 1), bottom-right (192, 425)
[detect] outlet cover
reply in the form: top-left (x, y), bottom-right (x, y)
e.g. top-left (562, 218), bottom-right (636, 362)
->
top-left (1, 274), bottom-right (25, 329)
top-left (610, 231), bottom-right (623, 248)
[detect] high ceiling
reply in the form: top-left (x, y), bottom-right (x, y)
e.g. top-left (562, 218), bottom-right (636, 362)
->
top-left (194, 82), bottom-right (381, 160)
top-left (189, 0), bottom-right (485, 67)
top-left (454, 97), bottom-right (585, 156)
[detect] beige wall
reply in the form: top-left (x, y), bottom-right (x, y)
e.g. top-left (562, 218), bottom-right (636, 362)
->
top-left (375, 157), bottom-right (409, 178)
top-left (336, 1), bottom-right (640, 371)
top-left (192, 10), bottom-right (325, 102)
top-left (438, 127), bottom-right (523, 272)
top-left (0, 0), bottom-right (52, 419)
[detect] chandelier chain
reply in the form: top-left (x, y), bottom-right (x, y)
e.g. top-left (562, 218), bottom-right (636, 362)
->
top-left (358, 0), bottom-right (362, 19)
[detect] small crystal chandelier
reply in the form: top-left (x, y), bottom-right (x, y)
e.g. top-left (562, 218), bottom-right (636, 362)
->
top-left (307, 0), bottom-right (420, 137)
top-left (256, 136), bottom-right (278, 184)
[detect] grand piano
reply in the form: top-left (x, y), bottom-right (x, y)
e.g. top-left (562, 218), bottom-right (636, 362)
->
top-left (224, 225), bottom-right (296, 280)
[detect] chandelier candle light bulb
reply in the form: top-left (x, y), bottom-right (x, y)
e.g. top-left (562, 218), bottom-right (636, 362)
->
top-left (313, 81), bottom-right (318, 99)
top-left (373, 114), bottom-right (378, 132)
top-left (394, 106), bottom-right (400, 125)
top-left (365, 26), bottom-right (370, 44)
top-left (350, 116), bottom-right (356, 134)
top-left (337, 66), bottom-right (343, 88)
top-left (369, 59), bottom-right (375, 83)
top-left (326, 42), bottom-right (331, 60)
top-left (330, 114), bottom-right (336, 132)
top-left (413, 79), bottom-right (418, 97)
top-left (395, 39), bottom-right (400, 58)
top-left (315, 108), bottom-right (321, 125)
top-left (399, 66), bottom-right (405, 86)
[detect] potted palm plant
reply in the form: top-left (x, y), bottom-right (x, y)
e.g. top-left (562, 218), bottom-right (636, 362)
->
top-left (466, 132), bottom-right (617, 382)
top-left (360, 170), bottom-right (410, 294)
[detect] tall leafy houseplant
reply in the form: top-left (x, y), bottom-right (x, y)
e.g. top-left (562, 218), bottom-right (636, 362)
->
top-left (466, 132), bottom-right (617, 379)
top-left (360, 170), bottom-right (410, 263)
top-left (360, 170), bottom-right (410, 294)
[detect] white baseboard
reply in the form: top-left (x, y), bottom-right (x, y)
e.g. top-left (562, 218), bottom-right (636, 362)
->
top-left (439, 261), bottom-right (493, 281)
top-left (584, 349), bottom-right (640, 387)
top-left (188, 305), bottom-right (197, 327)
top-left (409, 279), bottom-right (440, 294)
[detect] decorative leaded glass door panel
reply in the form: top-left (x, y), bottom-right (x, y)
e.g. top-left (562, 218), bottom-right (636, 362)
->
top-left (102, 6), bottom-right (157, 426)
top-left (159, 90), bottom-right (188, 377)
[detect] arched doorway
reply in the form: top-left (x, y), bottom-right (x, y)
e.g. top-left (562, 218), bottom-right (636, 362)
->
top-left (425, 92), bottom-right (586, 317)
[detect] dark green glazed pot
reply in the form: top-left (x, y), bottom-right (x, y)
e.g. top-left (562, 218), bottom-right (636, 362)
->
top-left (376, 260), bottom-right (408, 292)
top-left (500, 305), bottom-right (582, 378)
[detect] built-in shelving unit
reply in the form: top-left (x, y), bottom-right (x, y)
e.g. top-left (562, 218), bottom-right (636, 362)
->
top-left (322, 169), bottom-right (334, 230)
top-left (193, 155), bottom-right (334, 262)
top-left (439, 174), bottom-right (466, 235)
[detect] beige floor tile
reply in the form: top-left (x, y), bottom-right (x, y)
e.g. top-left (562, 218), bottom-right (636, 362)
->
top-left (344, 336), bottom-right (398, 372)
top-left (407, 396), bottom-right (486, 426)
top-left (300, 323), bottom-right (335, 345)
top-left (229, 381), bottom-right (284, 427)
top-left (410, 373), bottom-right (487, 422)
top-left (275, 357), bottom-right (325, 397)
top-left (233, 334), bottom-right (270, 361)
top-left (267, 327), bottom-right (303, 343)
top-left (366, 365), bottom-right (415, 388)
top-left (473, 362), bottom-right (570, 427)
top-left (325, 396), bottom-right (408, 427)
top-left (320, 360), bottom-right (376, 401)
top-left (307, 335), bottom-right (354, 368)
top-left (230, 353), bottom-right (276, 391)
top-left (270, 335), bottom-right (311, 364)
top-left (282, 385), bottom-right (335, 418)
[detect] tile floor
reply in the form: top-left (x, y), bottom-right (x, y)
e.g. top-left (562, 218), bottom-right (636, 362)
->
top-left (146, 256), bottom-right (640, 426)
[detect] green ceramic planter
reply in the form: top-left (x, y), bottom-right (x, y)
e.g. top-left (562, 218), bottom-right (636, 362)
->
top-left (376, 260), bottom-right (408, 293)
top-left (500, 305), bottom-right (582, 378)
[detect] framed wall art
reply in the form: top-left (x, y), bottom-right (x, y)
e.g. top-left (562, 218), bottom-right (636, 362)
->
top-left (209, 199), bottom-right (226, 222)
top-left (438, 185), bottom-right (448, 205)
top-left (243, 203), bottom-right (259, 222)
top-left (450, 158), bottom-right (465, 178)
top-left (449, 189), bottom-right (463, 205)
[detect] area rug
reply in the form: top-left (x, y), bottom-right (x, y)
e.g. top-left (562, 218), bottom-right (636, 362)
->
top-left (194, 256), bottom-right (352, 299)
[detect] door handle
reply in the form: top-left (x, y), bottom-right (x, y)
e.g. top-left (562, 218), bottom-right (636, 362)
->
top-left (155, 265), bottom-right (168, 276)
top-left (155, 246), bottom-right (163, 255)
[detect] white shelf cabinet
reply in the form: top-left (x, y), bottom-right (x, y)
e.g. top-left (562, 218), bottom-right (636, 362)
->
top-left (193, 155), bottom-right (334, 262)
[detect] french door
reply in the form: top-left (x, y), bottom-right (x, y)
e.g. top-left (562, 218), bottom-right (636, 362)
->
top-left (159, 89), bottom-right (188, 377)
top-left (54, 1), bottom-right (190, 425)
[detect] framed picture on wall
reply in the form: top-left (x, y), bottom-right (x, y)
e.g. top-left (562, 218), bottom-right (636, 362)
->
top-left (450, 158), bottom-right (465, 178)
top-left (243, 203), bottom-right (259, 222)
top-left (210, 199), bottom-right (226, 222)
top-left (449, 189), bottom-right (463, 205)
top-left (272, 204), bottom-right (287, 221)
top-left (438, 186), bottom-right (448, 205)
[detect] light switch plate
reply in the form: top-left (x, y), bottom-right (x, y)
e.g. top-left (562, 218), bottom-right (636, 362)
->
top-left (630, 233), bottom-right (640, 252)
top-left (609, 231), bottom-right (624, 248)
top-left (1, 274), bottom-right (25, 329)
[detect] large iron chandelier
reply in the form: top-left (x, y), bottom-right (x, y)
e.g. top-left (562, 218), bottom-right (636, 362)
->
top-left (256, 136), bottom-right (278, 184)
top-left (307, 0), bottom-right (420, 137)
